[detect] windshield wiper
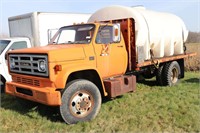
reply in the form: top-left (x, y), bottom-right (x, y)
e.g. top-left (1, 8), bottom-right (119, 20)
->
top-left (55, 40), bottom-right (89, 45)
top-left (73, 41), bottom-right (89, 44)
top-left (56, 41), bottom-right (76, 44)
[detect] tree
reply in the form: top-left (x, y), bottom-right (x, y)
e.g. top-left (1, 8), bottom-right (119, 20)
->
top-left (186, 32), bottom-right (200, 43)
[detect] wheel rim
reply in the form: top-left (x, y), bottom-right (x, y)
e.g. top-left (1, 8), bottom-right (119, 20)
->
top-left (171, 67), bottom-right (178, 84)
top-left (69, 90), bottom-right (94, 118)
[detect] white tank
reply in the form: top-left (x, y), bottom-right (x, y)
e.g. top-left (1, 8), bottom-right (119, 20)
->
top-left (88, 5), bottom-right (188, 61)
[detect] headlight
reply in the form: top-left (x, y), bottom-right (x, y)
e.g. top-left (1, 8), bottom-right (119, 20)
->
top-left (10, 58), bottom-right (15, 69)
top-left (38, 60), bottom-right (46, 72)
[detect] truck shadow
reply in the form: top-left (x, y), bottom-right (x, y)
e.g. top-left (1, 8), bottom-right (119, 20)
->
top-left (184, 78), bottom-right (199, 83)
top-left (1, 94), bottom-right (120, 123)
top-left (137, 77), bottom-right (200, 86)
top-left (1, 94), bottom-right (63, 123)
top-left (137, 79), bottom-right (158, 87)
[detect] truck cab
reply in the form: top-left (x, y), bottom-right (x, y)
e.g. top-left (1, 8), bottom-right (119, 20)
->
top-left (50, 23), bottom-right (127, 78)
top-left (0, 37), bottom-right (31, 92)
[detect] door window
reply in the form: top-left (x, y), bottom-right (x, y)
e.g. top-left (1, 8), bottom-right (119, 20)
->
top-left (96, 26), bottom-right (113, 44)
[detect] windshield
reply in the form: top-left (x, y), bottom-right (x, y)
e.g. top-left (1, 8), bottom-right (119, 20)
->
top-left (50, 24), bottom-right (95, 44)
top-left (0, 40), bottom-right (10, 55)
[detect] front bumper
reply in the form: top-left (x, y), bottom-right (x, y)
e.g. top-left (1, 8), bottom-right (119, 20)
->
top-left (6, 81), bottom-right (61, 106)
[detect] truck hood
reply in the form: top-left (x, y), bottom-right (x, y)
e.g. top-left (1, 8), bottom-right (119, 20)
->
top-left (8, 44), bottom-right (86, 62)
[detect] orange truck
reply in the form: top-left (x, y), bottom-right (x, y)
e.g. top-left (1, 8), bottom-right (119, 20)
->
top-left (6, 6), bottom-right (195, 124)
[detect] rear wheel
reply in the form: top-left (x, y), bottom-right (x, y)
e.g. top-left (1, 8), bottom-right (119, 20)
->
top-left (60, 79), bottom-right (101, 124)
top-left (163, 61), bottom-right (180, 86)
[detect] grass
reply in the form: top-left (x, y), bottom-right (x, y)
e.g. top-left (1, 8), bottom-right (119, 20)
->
top-left (0, 72), bottom-right (200, 132)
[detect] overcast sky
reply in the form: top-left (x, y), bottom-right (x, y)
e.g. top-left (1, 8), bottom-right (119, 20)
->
top-left (0, 0), bottom-right (199, 35)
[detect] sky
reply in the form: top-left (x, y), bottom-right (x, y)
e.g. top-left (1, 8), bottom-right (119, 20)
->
top-left (0, 0), bottom-right (199, 35)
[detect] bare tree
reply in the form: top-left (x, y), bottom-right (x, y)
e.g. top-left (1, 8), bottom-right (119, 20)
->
top-left (186, 32), bottom-right (200, 43)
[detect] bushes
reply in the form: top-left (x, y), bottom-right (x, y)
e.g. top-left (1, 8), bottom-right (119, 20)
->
top-left (186, 32), bottom-right (200, 43)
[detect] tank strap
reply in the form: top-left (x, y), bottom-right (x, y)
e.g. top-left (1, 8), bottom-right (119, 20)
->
top-left (150, 49), bottom-right (160, 69)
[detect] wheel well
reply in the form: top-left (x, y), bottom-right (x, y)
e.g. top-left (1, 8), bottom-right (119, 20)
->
top-left (66, 70), bottom-right (105, 97)
top-left (177, 59), bottom-right (184, 78)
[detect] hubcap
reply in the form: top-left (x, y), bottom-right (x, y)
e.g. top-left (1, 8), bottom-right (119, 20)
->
top-left (171, 67), bottom-right (178, 83)
top-left (70, 91), bottom-right (94, 117)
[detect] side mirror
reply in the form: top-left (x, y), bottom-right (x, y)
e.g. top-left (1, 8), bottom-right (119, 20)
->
top-left (48, 28), bottom-right (59, 43)
top-left (112, 23), bottom-right (121, 42)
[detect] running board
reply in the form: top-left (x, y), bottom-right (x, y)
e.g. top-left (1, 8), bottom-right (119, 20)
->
top-left (103, 75), bottom-right (136, 98)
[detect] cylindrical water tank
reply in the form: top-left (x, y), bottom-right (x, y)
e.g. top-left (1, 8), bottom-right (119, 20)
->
top-left (88, 5), bottom-right (188, 61)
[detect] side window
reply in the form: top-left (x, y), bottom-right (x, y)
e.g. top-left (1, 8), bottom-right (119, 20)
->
top-left (96, 26), bottom-right (113, 44)
top-left (9, 41), bottom-right (28, 50)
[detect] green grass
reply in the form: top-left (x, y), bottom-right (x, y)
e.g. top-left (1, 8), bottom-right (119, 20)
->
top-left (0, 72), bottom-right (200, 132)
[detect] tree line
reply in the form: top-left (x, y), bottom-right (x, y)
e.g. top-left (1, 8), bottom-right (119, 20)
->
top-left (186, 31), bottom-right (200, 43)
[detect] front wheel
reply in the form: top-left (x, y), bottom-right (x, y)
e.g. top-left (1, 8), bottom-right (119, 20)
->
top-left (60, 79), bottom-right (102, 124)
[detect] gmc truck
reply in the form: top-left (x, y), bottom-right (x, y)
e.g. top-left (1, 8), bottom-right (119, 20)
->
top-left (5, 6), bottom-right (195, 124)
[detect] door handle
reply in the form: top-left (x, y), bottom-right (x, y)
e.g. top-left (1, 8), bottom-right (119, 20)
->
top-left (100, 53), bottom-right (109, 56)
top-left (117, 45), bottom-right (123, 48)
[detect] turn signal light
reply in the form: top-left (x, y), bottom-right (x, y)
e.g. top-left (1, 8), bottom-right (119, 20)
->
top-left (54, 65), bottom-right (62, 71)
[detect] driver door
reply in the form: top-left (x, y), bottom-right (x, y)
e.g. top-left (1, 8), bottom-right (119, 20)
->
top-left (94, 25), bottom-right (127, 79)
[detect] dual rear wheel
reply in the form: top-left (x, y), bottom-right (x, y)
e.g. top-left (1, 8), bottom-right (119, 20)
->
top-left (156, 61), bottom-right (181, 86)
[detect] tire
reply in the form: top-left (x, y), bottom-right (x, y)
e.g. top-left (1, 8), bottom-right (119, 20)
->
top-left (156, 65), bottom-right (164, 86)
top-left (1, 77), bottom-right (6, 93)
top-left (163, 61), bottom-right (181, 86)
top-left (60, 79), bottom-right (102, 124)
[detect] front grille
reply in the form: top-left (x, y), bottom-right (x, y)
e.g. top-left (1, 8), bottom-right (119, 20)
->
top-left (12, 76), bottom-right (40, 87)
top-left (9, 54), bottom-right (48, 77)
